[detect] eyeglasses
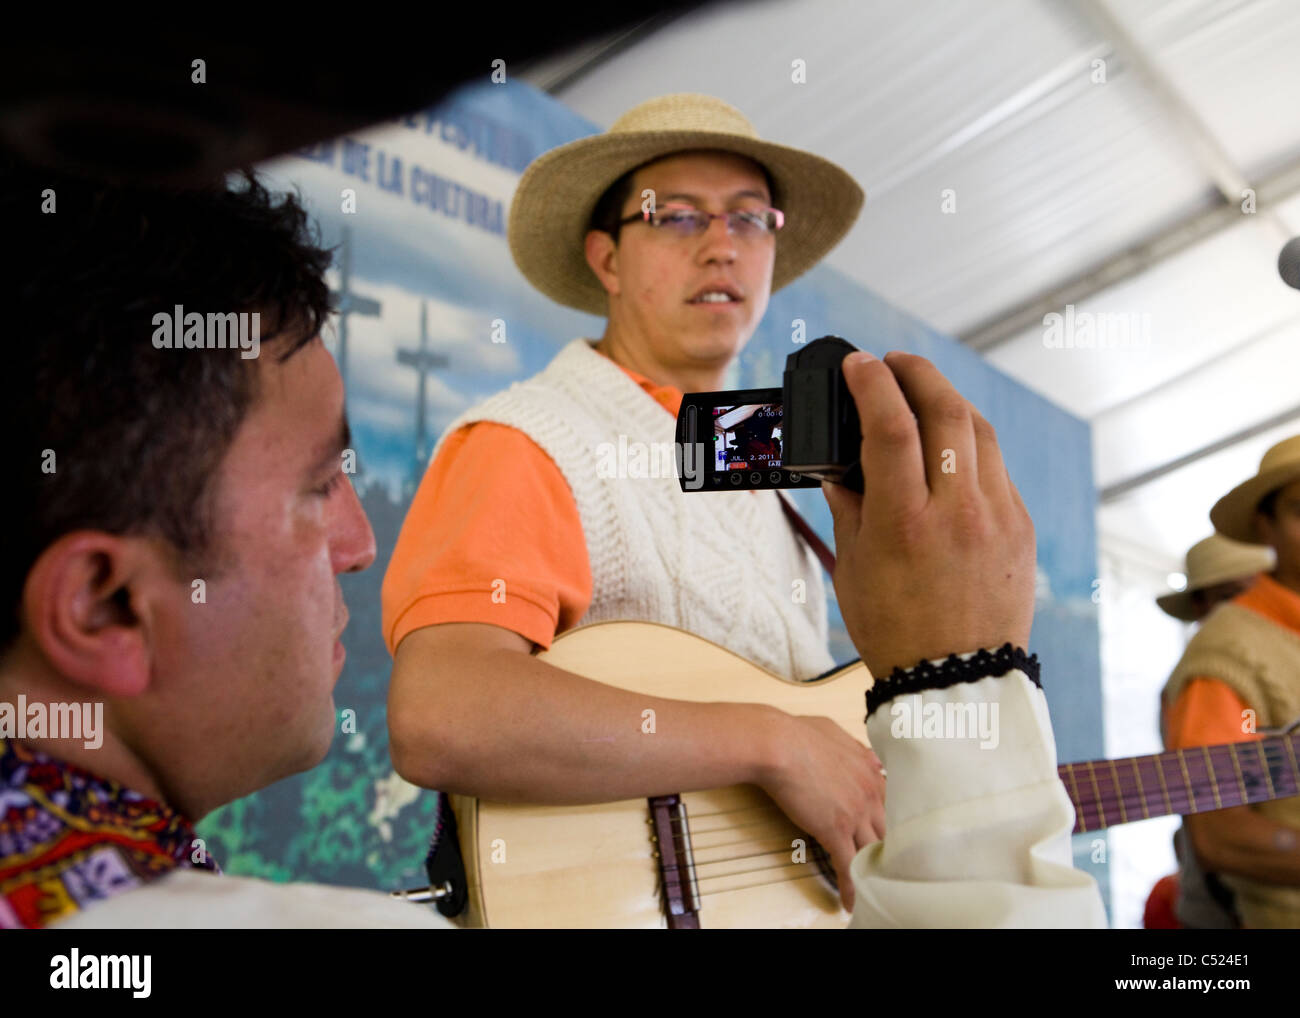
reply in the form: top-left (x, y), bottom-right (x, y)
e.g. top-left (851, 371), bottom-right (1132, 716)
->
top-left (615, 204), bottom-right (785, 239)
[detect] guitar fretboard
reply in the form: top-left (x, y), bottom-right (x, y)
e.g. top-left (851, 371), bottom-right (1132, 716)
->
top-left (1060, 732), bottom-right (1300, 834)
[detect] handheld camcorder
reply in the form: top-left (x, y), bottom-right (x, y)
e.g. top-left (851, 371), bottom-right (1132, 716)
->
top-left (675, 335), bottom-right (864, 494)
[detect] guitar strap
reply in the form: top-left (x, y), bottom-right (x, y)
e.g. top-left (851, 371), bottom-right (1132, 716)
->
top-left (776, 492), bottom-right (836, 577)
top-left (424, 791), bottom-right (469, 917)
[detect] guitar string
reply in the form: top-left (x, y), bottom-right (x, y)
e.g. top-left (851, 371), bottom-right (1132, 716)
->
top-left (506, 755), bottom-right (1299, 913)
top-left (666, 762), bottom-right (1294, 847)
top-left (651, 867), bottom-right (836, 901)
top-left (661, 857), bottom-right (829, 889)
top-left (665, 757), bottom-right (1295, 841)
top-left (1060, 742), bottom-right (1298, 792)
top-left (671, 808), bottom-right (789, 825)
top-left (1063, 744), bottom-right (1299, 824)
top-left (1069, 779), bottom-right (1282, 819)
top-left (450, 874), bottom-right (834, 915)
top-left (457, 863), bottom-right (833, 902)
top-left (673, 818), bottom-right (800, 838)
top-left (658, 812), bottom-right (832, 867)
top-left (1069, 791), bottom-right (1286, 829)
top-left (665, 813), bottom-right (824, 856)
top-left (1059, 742), bottom-right (1297, 788)
top-left (684, 834), bottom-right (812, 854)
top-left (444, 873), bottom-right (833, 909)
top-left (455, 842), bottom-right (832, 909)
top-left (670, 805), bottom-right (790, 823)
top-left (1068, 778), bottom-right (1279, 813)
top-left (685, 844), bottom-right (825, 869)
top-left (694, 865), bottom-right (827, 892)
top-left (677, 742), bottom-right (1297, 830)
top-left (655, 803), bottom-right (835, 893)
top-left (660, 833), bottom-right (834, 883)
top-left (455, 852), bottom-right (827, 895)
top-left (694, 871), bottom-right (838, 899)
top-left (466, 751), bottom-right (1299, 919)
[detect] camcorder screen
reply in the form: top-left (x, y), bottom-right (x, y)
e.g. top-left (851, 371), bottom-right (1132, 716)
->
top-left (675, 386), bottom-right (819, 491)
top-left (713, 404), bottom-right (784, 472)
top-left (676, 337), bottom-right (861, 493)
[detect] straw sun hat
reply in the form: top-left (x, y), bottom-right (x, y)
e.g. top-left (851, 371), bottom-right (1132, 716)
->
top-left (507, 93), bottom-right (865, 316)
top-left (1210, 434), bottom-right (1300, 544)
top-left (1156, 534), bottom-right (1275, 621)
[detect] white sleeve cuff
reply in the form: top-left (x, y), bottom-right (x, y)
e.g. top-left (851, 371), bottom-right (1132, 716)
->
top-left (849, 660), bottom-right (1107, 928)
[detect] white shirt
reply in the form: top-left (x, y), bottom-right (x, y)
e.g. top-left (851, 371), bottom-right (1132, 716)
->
top-left (52, 870), bottom-right (454, 929)
top-left (849, 657), bottom-right (1108, 928)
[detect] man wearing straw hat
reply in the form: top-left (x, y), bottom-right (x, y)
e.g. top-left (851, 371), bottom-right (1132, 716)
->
top-left (383, 94), bottom-right (1104, 924)
top-left (383, 93), bottom-right (888, 900)
top-left (1153, 534), bottom-right (1274, 928)
top-left (1161, 435), bottom-right (1300, 927)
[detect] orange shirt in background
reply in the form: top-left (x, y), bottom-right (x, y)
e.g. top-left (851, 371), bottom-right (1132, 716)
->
top-left (381, 353), bottom-right (684, 657)
top-left (1163, 573), bottom-right (1300, 750)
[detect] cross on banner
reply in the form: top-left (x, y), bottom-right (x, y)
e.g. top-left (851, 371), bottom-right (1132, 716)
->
top-left (330, 225), bottom-right (382, 404)
top-left (396, 300), bottom-right (450, 471)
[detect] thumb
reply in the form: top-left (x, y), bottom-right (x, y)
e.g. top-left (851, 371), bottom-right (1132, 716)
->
top-left (822, 480), bottom-right (860, 558)
top-left (833, 849), bottom-right (856, 913)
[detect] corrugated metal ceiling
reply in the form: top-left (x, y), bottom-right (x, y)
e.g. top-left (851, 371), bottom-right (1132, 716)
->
top-left (522, 0), bottom-right (1300, 565)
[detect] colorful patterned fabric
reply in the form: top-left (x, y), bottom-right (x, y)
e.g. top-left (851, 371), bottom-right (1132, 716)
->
top-left (0, 738), bottom-right (219, 928)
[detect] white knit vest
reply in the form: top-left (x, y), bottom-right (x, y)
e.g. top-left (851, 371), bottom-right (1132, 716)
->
top-left (430, 339), bottom-right (835, 680)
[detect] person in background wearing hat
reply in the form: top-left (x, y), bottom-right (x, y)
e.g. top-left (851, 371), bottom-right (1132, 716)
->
top-left (383, 94), bottom-right (1105, 927)
top-left (1161, 435), bottom-right (1300, 928)
top-left (1151, 535), bottom-right (1274, 928)
top-left (1157, 535), bottom-right (1274, 628)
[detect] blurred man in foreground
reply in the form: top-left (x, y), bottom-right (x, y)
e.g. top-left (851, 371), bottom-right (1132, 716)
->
top-left (0, 159), bottom-right (449, 928)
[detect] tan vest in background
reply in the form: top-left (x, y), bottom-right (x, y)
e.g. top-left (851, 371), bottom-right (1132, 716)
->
top-left (1163, 602), bottom-right (1300, 928)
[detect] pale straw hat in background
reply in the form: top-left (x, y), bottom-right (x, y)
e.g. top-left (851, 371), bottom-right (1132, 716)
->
top-left (507, 93), bottom-right (865, 315)
top-left (1156, 534), bottom-right (1276, 621)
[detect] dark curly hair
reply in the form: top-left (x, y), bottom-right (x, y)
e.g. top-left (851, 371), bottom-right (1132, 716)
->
top-left (1, 155), bottom-right (335, 653)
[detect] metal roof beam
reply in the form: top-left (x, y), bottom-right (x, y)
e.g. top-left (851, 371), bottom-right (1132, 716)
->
top-left (963, 157), bottom-right (1300, 353)
top-left (1098, 400), bottom-right (1300, 503)
top-left (965, 0), bottom-right (1300, 353)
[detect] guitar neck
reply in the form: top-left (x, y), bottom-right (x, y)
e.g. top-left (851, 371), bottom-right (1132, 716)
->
top-left (1060, 733), bottom-right (1300, 834)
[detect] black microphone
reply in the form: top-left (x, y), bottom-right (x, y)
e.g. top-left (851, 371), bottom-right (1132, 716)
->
top-left (1280, 237), bottom-right (1300, 291)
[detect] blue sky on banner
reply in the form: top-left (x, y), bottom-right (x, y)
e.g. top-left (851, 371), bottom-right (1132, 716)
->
top-left (256, 80), bottom-right (609, 498)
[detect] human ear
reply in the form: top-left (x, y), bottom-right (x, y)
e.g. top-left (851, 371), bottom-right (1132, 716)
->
top-left (584, 229), bottom-right (621, 299)
top-left (1253, 511), bottom-right (1277, 550)
top-left (20, 531), bottom-right (157, 699)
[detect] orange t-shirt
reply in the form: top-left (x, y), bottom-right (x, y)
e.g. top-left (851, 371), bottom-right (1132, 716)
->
top-left (381, 353), bottom-right (686, 656)
top-left (1163, 573), bottom-right (1300, 749)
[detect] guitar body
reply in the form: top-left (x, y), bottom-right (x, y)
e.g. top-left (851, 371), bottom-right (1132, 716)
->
top-left (449, 621), bottom-right (872, 928)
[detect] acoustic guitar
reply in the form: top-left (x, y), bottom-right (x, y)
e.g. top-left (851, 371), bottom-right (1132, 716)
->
top-left (448, 620), bottom-right (868, 929)
top-left (442, 621), bottom-right (1300, 928)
